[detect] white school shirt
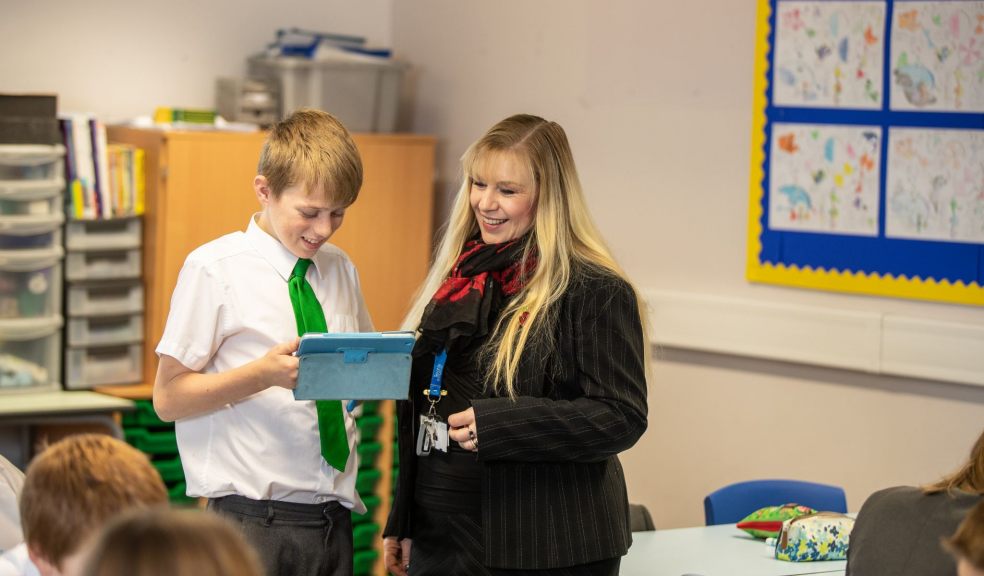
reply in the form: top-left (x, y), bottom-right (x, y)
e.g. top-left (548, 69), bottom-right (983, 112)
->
top-left (156, 215), bottom-right (373, 511)
top-left (0, 544), bottom-right (38, 576)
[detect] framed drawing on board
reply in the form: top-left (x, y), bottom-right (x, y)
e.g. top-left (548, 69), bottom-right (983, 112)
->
top-left (747, 0), bottom-right (984, 306)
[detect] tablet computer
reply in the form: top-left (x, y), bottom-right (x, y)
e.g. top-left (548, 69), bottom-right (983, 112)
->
top-left (294, 331), bottom-right (414, 401)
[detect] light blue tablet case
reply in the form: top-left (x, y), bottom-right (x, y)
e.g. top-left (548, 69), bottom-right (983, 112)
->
top-left (294, 331), bottom-right (414, 400)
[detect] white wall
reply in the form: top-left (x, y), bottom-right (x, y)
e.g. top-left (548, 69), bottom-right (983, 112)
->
top-left (391, 0), bottom-right (984, 528)
top-left (0, 0), bottom-right (394, 121)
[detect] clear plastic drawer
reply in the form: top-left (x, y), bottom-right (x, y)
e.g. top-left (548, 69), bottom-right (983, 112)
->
top-left (67, 280), bottom-right (144, 316)
top-left (67, 313), bottom-right (143, 347)
top-left (0, 248), bottom-right (63, 319)
top-left (0, 315), bottom-right (62, 392)
top-left (0, 214), bottom-right (64, 251)
top-left (0, 145), bottom-right (65, 181)
top-left (65, 342), bottom-right (143, 389)
top-left (66, 217), bottom-right (142, 251)
top-left (0, 177), bottom-right (63, 217)
top-left (65, 248), bottom-right (141, 281)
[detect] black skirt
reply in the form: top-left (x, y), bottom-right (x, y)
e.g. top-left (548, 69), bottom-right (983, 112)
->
top-left (408, 505), bottom-right (620, 576)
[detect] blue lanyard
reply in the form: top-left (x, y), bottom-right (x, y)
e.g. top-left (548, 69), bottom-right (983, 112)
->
top-left (426, 348), bottom-right (448, 400)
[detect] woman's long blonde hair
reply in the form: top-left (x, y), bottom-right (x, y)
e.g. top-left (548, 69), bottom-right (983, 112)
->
top-left (403, 114), bottom-right (649, 397)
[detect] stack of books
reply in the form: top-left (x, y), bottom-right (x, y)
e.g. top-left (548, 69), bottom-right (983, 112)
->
top-left (59, 114), bottom-right (144, 220)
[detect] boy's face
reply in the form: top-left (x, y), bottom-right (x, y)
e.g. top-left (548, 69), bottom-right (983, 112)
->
top-left (254, 176), bottom-right (347, 259)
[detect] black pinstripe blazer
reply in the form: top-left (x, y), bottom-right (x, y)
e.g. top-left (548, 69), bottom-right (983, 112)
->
top-left (385, 269), bottom-right (649, 570)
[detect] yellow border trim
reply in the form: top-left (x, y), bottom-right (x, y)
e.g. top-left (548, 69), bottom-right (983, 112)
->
top-left (745, 0), bottom-right (984, 307)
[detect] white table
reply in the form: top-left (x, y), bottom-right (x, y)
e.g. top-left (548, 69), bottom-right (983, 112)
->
top-left (0, 390), bottom-right (134, 468)
top-left (621, 524), bottom-right (847, 576)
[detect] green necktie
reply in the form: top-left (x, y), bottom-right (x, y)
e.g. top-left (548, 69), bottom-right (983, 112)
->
top-left (288, 258), bottom-right (350, 472)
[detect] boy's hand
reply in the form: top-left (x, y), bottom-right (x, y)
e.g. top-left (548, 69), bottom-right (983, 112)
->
top-left (259, 338), bottom-right (301, 390)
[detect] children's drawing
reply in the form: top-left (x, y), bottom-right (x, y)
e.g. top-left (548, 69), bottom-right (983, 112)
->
top-left (890, 1), bottom-right (984, 112)
top-left (773, 1), bottom-right (887, 108)
top-left (886, 128), bottom-right (984, 242)
top-left (769, 123), bottom-right (882, 235)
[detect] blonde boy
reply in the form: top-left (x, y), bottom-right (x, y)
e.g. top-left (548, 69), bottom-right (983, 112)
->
top-left (153, 109), bottom-right (372, 576)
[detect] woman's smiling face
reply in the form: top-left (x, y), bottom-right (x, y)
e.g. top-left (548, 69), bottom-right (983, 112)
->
top-left (469, 152), bottom-right (537, 244)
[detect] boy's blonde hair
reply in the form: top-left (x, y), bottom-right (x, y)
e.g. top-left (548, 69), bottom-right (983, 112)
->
top-left (257, 108), bottom-right (363, 205)
top-left (403, 114), bottom-right (650, 397)
top-left (19, 434), bottom-right (168, 568)
top-left (80, 508), bottom-right (263, 576)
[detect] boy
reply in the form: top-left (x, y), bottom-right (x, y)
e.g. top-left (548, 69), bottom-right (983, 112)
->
top-left (0, 434), bottom-right (168, 576)
top-left (153, 109), bottom-right (372, 576)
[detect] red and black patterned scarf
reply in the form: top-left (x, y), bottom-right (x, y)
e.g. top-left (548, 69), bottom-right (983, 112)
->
top-left (413, 236), bottom-right (537, 357)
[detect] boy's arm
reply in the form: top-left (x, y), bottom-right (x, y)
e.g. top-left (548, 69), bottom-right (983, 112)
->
top-left (153, 338), bottom-right (301, 422)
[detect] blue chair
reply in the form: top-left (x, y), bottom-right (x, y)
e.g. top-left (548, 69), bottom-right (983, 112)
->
top-left (703, 479), bottom-right (847, 525)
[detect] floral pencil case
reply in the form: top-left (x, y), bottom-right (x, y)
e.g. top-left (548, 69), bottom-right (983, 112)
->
top-left (773, 512), bottom-right (854, 562)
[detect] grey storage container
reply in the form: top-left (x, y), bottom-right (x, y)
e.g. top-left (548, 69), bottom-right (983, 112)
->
top-left (248, 53), bottom-right (405, 132)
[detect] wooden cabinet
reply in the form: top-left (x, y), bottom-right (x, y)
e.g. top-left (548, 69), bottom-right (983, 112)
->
top-left (103, 127), bottom-right (435, 576)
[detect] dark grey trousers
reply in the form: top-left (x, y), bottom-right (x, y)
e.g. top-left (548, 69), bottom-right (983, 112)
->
top-left (208, 495), bottom-right (353, 576)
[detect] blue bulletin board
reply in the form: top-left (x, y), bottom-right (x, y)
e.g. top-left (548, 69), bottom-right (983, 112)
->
top-left (747, 0), bottom-right (984, 306)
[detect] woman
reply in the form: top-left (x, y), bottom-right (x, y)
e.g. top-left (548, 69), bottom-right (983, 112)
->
top-left (383, 114), bottom-right (649, 576)
top-left (846, 428), bottom-right (984, 576)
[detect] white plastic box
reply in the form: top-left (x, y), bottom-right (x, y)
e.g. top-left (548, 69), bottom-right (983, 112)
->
top-left (65, 217), bottom-right (141, 251)
top-left (67, 314), bottom-right (143, 347)
top-left (67, 281), bottom-right (144, 316)
top-left (0, 316), bottom-right (62, 392)
top-left (248, 54), bottom-right (405, 132)
top-left (65, 342), bottom-right (143, 389)
top-left (65, 248), bottom-right (141, 281)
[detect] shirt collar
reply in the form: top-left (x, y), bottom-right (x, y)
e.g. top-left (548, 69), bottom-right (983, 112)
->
top-left (245, 214), bottom-right (324, 281)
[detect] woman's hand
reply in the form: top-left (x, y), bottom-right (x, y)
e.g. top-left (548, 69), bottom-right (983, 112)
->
top-left (448, 407), bottom-right (479, 452)
top-left (383, 536), bottom-right (412, 576)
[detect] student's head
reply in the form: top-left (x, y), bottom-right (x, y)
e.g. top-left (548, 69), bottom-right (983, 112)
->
top-left (19, 434), bottom-right (168, 576)
top-left (74, 508), bottom-right (262, 576)
top-left (925, 428), bottom-right (984, 495)
top-left (945, 500), bottom-right (984, 576)
top-left (254, 108), bottom-right (364, 259)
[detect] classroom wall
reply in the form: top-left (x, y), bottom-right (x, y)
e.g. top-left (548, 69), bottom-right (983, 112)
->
top-left (4, 0), bottom-right (983, 531)
top-left (0, 0), bottom-right (394, 121)
top-left (390, 0), bottom-right (984, 528)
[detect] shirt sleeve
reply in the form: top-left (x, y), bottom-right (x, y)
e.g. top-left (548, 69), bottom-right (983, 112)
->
top-left (471, 275), bottom-right (649, 463)
top-left (156, 256), bottom-right (233, 372)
